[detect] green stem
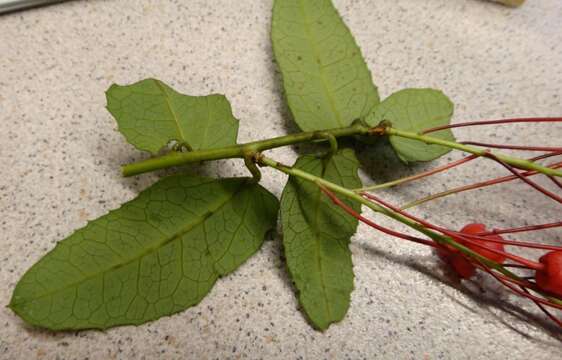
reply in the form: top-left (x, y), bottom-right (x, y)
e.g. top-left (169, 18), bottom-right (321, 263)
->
top-left (123, 122), bottom-right (561, 179)
top-left (386, 127), bottom-right (562, 177)
top-left (244, 154), bottom-right (262, 183)
top-left (122, 122), bottom-right (370, 177)
top-left (315, 131), bottom-right (338, 154)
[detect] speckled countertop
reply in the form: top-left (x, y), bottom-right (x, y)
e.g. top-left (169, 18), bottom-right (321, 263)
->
top-left (1, 0), bottom-right (561, 359)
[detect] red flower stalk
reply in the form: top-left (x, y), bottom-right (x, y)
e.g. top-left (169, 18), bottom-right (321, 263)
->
top-left (322, 186), bottom-right (562, 327)
top-left (402, 160), bottom-right (562, 209)
top-left (320, 117), bottom-right (562, 327)
top-left (399, 135), bottom-right (562, 209)
top-left (421, 117), bottom-right (562, 134)
top-left (477, 221), bottom-right (562, 236)
top-left (459, 141), bottom-right (562, 153)
top-left (481, 151), bottom-right (562, 203)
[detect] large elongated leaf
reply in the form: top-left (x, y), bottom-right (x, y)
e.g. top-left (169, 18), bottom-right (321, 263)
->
top-left (106, 78), bottom-right (239, 154)
top-left (272, 0), bottom-right (379, 131)
top-left (365, 88), bottom-right (455, 163)
top-left (280, 149), bottom-right (361, 330)
top-left (9, 176), bottom-right (278, 330)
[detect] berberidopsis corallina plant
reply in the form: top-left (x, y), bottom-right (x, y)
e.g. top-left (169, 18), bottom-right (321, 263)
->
top-left (9, 0), bottom-right (562, 332)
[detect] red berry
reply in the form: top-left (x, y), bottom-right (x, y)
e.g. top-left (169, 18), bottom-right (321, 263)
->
top-left (449, 255), bottom-right (476, 279)
top-left (437, 240), bottom-right (475, 280)
top-left (535, 251), bottom-right (562, 297)
top-left (439, 223), bottom-right (507, 279)
top-left (460, 223), bottom-right (507, 264)
top-left (459, 223), bottom-right (486, 233)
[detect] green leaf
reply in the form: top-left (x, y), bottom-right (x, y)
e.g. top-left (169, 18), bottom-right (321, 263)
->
top-left (280, 149), bottom-right (361, 330)
top-left (365, 88), bottom-right (455, 163)
top-left (271, 0), bottom-right (379, 131)
top-left (106, 78), bottom-right (239, 154)
top-left (9, 175), bottom-right (278, 330)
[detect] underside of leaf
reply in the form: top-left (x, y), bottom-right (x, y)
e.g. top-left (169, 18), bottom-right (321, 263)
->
top-left (9, 175), bottom-right (278, 330)
top-left (365, 88), bottom-right (455, 163)
top-left (280, 149), bottom-right (361, 330)
top-left (106, 78), bottom-right (239, 154)
top-left (271, 0), bottom-right (379, 131)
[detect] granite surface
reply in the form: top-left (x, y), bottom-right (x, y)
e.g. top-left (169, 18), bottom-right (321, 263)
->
top-left (1, 0), bottom-right (561, 359)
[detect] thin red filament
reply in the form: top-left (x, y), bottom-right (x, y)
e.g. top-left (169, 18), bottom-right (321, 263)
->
top-left (529, 151), bottom-right (562, 162)
top-left (400, 161), bottom-right (562, 209)
top-left (460, 141), bottom-right (562, 153)
top-left (548, 176), bottom-right (562, 190)
top-left (520, 286), bottom-right (562, 328)
top-left (374, 154), bottom-right (479, 188)
top-left (450, 231), bottom-right (562, 251)
top-left (478, 259), bottom-right (562, 311)
top-left (422, 117), bottom-right (562, 134)
top-left (481, 221), bottom-right (562, 236)
top-left (319, 187), bottom-right (437, 248)
top-left (321, 188), bottom-right (562, 326)
top-left (482, 152), bottom-right (562, 204)
top-left (362, 193), bottom-right (546, 270)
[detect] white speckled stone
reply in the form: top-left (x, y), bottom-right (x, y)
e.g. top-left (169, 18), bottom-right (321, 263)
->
top-left (1, 0), bottom-right (561, 359)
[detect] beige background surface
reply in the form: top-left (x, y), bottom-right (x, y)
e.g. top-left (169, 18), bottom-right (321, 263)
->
top-left (1, 0), bottom-right (561, 358)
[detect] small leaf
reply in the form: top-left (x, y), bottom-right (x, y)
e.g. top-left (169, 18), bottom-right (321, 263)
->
top-left (106, 78), bottom-right (239, 154)
top-left (280, 149), bottom-right (361, 330)
top-left (271, 0), bottom-right (379, 131)
top-left (9, 175), bottom-right (278, 330)
top-left (365, 88), bottom-right (455, 163)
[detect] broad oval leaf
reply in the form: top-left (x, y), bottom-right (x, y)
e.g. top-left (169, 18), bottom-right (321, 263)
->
top-left (365, 88), bottom-right (455, 163)
top-left (272, 0), bottom-right (379, 131)
top-left (280, 149), bottom-right (361, 330)
top-left (106, 78), bottom-right (239, 154)
top-left (9, 175), bottom-right (278, 330)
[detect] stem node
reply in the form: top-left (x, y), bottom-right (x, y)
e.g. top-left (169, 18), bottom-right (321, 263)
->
top-left (243, 151), bottom-right (262, 183)
top-left (314, 131), bottom-right (338, 154)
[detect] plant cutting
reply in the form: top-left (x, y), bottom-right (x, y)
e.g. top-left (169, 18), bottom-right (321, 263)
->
top-left (8, 0), bottom-right (561, 332)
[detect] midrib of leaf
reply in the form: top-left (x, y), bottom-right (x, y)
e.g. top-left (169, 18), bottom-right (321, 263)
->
top-left (312, 164), bottom-right (333, 320)
top-left (11, 182), bottom-right (245, 305)
top-left (297, 159), bottom-right (333, 320)
top-left (297, 0), bottom-right (344, 127)
top-left (154, 80), bottom-right (188, 144)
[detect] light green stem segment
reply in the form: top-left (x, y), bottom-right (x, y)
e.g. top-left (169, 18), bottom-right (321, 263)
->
top-left (122, 122), bottom-right (370, 176)
top-left (386, 127), bottom-right (562, 178)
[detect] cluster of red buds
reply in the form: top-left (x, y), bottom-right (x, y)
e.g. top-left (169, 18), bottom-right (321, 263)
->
top-left (321, 117), bottom-right (562, 327)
